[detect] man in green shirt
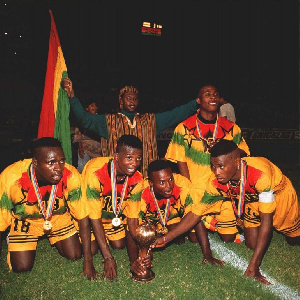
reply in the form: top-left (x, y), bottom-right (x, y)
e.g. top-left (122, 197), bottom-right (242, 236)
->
top-left (62, 78), bottom-right (197, 176)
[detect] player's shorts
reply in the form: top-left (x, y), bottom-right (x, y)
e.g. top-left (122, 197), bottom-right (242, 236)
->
top-left (8, 212), bottom-right (78, 252)
top-left (244, 177), bottom-right (300, 238)
top-left (214, 200), bottom-right (238, 235)
top-left (102, 220), bottom-right (126, 241)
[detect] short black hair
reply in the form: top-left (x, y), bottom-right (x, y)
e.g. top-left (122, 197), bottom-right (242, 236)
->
top-left (32, 137), bottom-right (62, 157)
top-left (209, 140), bottom-right (238, 158)
top-left (83, 99), bottom-right (98, 108)
top-left (148, 159), bottom-right (172, 180)
top-left (116, 134), bottom-right (142, 153)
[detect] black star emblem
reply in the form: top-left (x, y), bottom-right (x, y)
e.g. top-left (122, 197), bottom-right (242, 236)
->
top-left (182, 124), bottom-right (200, 148)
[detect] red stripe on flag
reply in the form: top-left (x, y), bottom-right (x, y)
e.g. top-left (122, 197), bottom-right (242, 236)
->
top-left (38, 10), bottom-right (61, 138)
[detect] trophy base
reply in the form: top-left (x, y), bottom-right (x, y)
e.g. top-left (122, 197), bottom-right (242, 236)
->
top-left (131, 269), bottom-right (155, 282)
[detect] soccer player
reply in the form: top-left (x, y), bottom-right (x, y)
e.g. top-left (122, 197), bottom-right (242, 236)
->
top-left (165, 84), bottom-right (250, 241)
top-left (0, 137), bottom-right (98, 280)
top-left (154, 140), bottom-right (300, 284)
top-left (126, 159), bottom-right (223, 278)
top-left (81, 134), bottom-right (145, 280)
top-left (62, 77), bottom-right (198, 176)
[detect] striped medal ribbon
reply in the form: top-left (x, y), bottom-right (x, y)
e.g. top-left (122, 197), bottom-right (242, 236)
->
top-left (227, 160), bottom-right (246, 227)
top-left (150, 187), bottom-right (171, 235)
top-left (196, 114), bottom-right (219, 151)
top-left (30, 164), bottom-right (58, 232)
top-left (111, 160), bottom-right (128, 227)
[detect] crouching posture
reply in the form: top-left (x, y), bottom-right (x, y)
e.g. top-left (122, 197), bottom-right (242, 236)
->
top-left (81, 134), bottom-right (145, 280)
top-left (0, 137), bottom-right (97, 280)
top-left (126, 159), bottom-right (224, 277)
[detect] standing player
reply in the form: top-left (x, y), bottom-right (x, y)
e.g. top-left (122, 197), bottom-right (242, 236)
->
top-left (126, 159), bottom-right (224, 277)
top-left (0, 137), bottom-right (97, 280)
top-left (62, 77), bottom-right (198, 176)
top-left (81, 134), bottom-right (145, 280)
top-left (165, 84), bottom-right (250, 241)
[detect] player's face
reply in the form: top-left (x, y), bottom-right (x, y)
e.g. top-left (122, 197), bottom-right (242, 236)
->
top-left (86, 102), bottom-right (98, 114)
top-left (210, 153), bottom-right (240, 185)
top-left (149, 168), bottom-right (174, 198)
top-left (33, 147), bottom-right (65, 185)
top-left (115, 146), bottom-right (142, 177)
top-left (120, 92), bottom-right (139, 112)
top-left (197, 85), bottom-right (220, 113)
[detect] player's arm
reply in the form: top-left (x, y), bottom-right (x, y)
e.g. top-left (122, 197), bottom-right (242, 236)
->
top-left (194, 220), bottom-right (224, 266)
top-left (61, 77), bottom-right (109, 139)
top-left (244, 211), bottom-right (273, 285)
top-left (78, 216), bottom-right (99, 280)
top-left (155, 99), bottom-right (197, 134)
top-left (90, 218), bottom-right (117, 281)
top-left (152, 211), bottom-right (201, 246)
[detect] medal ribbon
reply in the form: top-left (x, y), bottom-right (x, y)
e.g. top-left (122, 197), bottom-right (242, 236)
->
top-left (196, 114), bottom-right (219, 145)
top-left (30, 164), bottom-right (58, 220)
top-left (111, 160), bottom-right (129, 217)
top-left (227, 160), bottom-right (246, 217)
top-left (150, 188), bottom-right (171, 227)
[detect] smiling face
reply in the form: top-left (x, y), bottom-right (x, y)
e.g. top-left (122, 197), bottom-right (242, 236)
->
top-left (119, 92), bottom-right (139, 113)
top-left (114, 145), bottom-right (142, 177)
top-left (196, 85), bottom-right (220, 114)
top-left (210, 149), bottom-right (241, 185)
top-left (149, 167), bottom-right (174, 199)
top-left (86, 102), bottom-right (98, 114)
top-left (32, 147), bottom-right (66, 185)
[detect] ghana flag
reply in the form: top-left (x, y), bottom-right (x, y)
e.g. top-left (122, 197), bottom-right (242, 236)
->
top-left (38, 10), bottom-right (72, 164)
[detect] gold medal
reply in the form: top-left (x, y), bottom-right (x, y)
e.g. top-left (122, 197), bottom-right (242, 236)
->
top-left (112, 217), bottom-right (121, 227)
top-left (43, 220), bottom-right (52, 232)
top-left (157, 226), bottom-right (168, 235)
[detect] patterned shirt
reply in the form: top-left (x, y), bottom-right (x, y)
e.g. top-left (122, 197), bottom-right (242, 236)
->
top-left (0, 159), bottom-right (86, 231)
top-left (165, 113), bottom-right (250, 189)
top-left (125, 174), bottom-right (194, 227)
top-left (81, 157), bottom-right (143, 223)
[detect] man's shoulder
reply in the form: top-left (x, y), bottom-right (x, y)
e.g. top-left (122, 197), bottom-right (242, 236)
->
top-left (173, 173), bottom-right (192, 188)
top-left (84, 157), bottom-right (111, 174)
top-left (174, 114), bottom-right (197, 129)
top-left (218, 115), bottom-right (240, 129)
top-left (0, 159), bottom-right (31, 183)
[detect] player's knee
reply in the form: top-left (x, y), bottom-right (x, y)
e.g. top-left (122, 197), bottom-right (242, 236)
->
top-left (219, 233), bottom-right (235, 243)
top-left (12, 262), bottom-right (34, 273)
top-left (110, 239), bottom-right (126, 249)
top-left (188, 232), bottom-right (198, 243)
top-left (65, 248), bottom-right (82, 260)
top-left (285, 235), bottom-right (300, 246)
top-left (245, 239), bottom-right (256, 250)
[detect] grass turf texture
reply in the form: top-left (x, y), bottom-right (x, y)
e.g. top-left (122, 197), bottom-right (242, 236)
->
top-left (0, 164), bottom-right (299, 300)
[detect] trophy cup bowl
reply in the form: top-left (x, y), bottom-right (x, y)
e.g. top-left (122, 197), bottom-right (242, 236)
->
top-left (131, 222), bottom-right (156, 282)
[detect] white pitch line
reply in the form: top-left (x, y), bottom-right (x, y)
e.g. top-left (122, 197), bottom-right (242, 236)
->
top-left (209, 237), bottom-right (300, 300)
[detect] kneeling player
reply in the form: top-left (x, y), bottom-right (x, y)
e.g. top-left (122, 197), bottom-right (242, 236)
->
top-left (0, 137), bottom-right (97, 280)
top-left (81, 134), bottom-right (144, 280)
top-left (126, 159), bottom-right (224, 276)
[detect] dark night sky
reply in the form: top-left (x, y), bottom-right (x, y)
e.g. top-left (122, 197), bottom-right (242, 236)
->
top-left (0, 0), bottom-right (299, 127)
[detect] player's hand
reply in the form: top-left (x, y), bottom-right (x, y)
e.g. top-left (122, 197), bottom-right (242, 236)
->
top-left (150, 236), bottom-right (166, 248)
top-left (61, 77), bottom-right (75, 98)
top-left (130, 257), bottom-right (147, 276)
top-left (141, 251), bottom-right (152, 268)
top-left (81, 262), bottom-right (99, 281)
top-left (103, 258), bottom-right (117, 281)
top-left (244, 266), bottom-right (271, 285)
top-left (202, 257), bottom-right (225, 267)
